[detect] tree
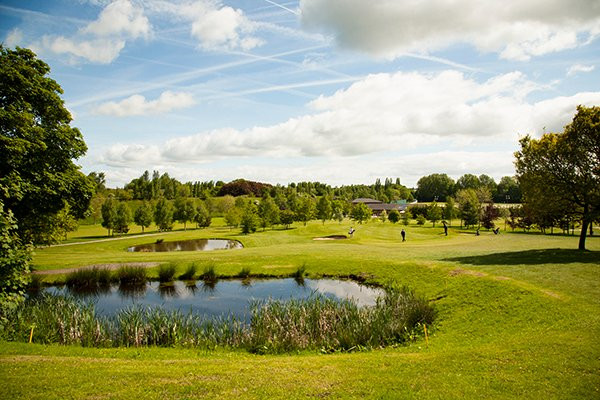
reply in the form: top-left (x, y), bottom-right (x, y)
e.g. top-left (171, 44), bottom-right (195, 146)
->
top-left (456, 189), bottom-right (480, 228)
top-left (416, 215), bottom-right (426, 225)
top-left (316, 196), bottom-right (332, 224)
top-left (444, 197), bottom-right (456, 226)
top-left (279, 209), bottom-right (295, 229)
top-left (388, 209), bottom-right (400, 223)
top-left (480, 203), bottom-right (500, 230)
top-left (295, 197), bottom-right (315, 226)
top-left (351, 203), bottom-right (371, 224)
top-left (495, 176), bottom-right (522, 203)
top-left (134, 202), bottom-right (153, 233)
top-left (225, 207), bottom-right (243, 228)
top-left (331, 200), bottom-right (345, 223)
top-left (379, 209), bottom-right (388, 223)
top-left (0, 46), bottom-right (94, 244)
top-left (258, 196), bottom-right (280, 230)
top-left (240, 204), bottom-right (259, 234)
top-left (101, 197), bottom-right (117, 236)
top-left (0, 201), bottom-right (32, 313)
top-left (455, 174), bottom-right (481, 192)
top-left (415, 174), bottom-right (455, 202)
top-left (402, 212), bottom-right (410, 226)
top-left (174, 198), bottom-right (196, 230)
top-left (114, 202), bottom-right (132, 234)
top-left (515, 106), bottom-right (600, 250)
top-left (427, 202), bottom-right (442, 227)
top-left (154, 198), bottom-right (174, 231)
top-left (194, 201), bottom-right (211, 228)
top-left (55, 205), bottom-right (79, 240)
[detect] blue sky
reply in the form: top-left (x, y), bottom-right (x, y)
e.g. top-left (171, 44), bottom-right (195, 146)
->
top-left (2, 0), bottom-right (600, 187)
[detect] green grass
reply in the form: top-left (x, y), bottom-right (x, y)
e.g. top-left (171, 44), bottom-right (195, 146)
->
top-left (2, 218), bottom-right (599, 399)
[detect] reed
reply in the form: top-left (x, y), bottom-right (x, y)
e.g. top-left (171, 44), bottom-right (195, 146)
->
top-left (116, 266), bottom-right (147, 286)
top-left (179, 263), bottom-right (197, 280)
top-left (65, 267), bottom-right (112, 289)
top-left (200, 264), bottom-right (218, 283)
top-left (158, 263), bottom-right (177, 283)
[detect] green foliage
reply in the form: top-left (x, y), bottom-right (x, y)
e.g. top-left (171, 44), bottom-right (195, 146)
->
top-left (201, 264), bottom-right (218, 283)
top-left (456, 189), bottom-right (480, 228)
top-left (224, 206), bottom-right (242, 228)
top-left (481, 203), bottom-right (500, 230)
top-left (402, 212), bottom-right (410, 225)
top-left (154, 198), bottom-right (174, 231)
top-left (444, 197), bottom-right (456, 224)
top-left (179, 263), bottom-right (197, 280)
top-left (116, 266), bottom-right (147, 286)
top-left (415, 173), bottom-right (455, 202)
top-left (0, 202), bottom-right (31, 315)
top-left (174, 198), bottom-right (196, 230)
top-left (379, 209), bottom-right (388, 223)
top-left (316, 196), bottom-right (333, 224)
top-left (426, 202), bottom-right (442, 227)
top-left (158, 263), bottom-right (177, 283)
top-left (294, 197), bottom-right (315, 226)
top-left (416, 215), bottom-right (426, 225)
top-left (0, 46), bottom-right (94, 244)
top-left (331, 200), bottom-right (345, 223)
top-left (279, 209), bottom-right (295, 229)
top-left (101, 197), bottom-right (117, 236)
top-left (114, 202), bottom-right (132, 235)
top-left (240, 203), bottom-right (259, 234)
top-left (515, 105), bottom-right (600, 249)
top-left (65, 267), bottom-right (111, 290)
top-left (237, 267), bottom-right (251, 278)
top-left (134, 201), bottom-right (153, 232)
top-left (193, 201), bottom-right (211, 228)
top-left (258, 196), bottom-right (279, 230)
top-left (351, 203), bottom-right (371, 224)
top-left (388, 209), bottom-right (400, 223)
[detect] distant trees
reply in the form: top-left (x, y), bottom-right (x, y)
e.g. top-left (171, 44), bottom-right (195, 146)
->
top-left (426, 202), bottom-right (442, 227)
top-left (295, 197), bottom-right (315, 226)
top-left (134, 202), bottom-right (153, 232)
top-left (194, 201), bottom-right (211, 228)
top-left (316, 196), bottom-right (332, 224)
top-left (101, 198), bottom-right (117, 236)
top-left (351, 203), bottom-right (371, 224)
top-left (174, 198), bottom-right (196, 230)
top-left (456, 189), bottom-right (480, 228)
top-left (388, 209), bottom-right (400, 223)
top-left (114, 203), bottom-right (132, 234)
top-left (241, 204), bottom-right (259, 234)
top-left (279, 209), bottom-right (295, 229)
top-left (154, 198), bottom-right (174, 231)
top-left (258, 196), bottom-right (279, 230)
top-left (515, 105), bottom-right (600, 250)
top-left (415, 174), bottom-right (455, 202)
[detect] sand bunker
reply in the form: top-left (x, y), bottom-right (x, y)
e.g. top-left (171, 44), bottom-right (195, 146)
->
top-left (313, 235), bottom-right (348, 241)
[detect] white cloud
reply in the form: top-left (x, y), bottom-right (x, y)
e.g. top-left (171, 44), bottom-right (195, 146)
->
top-left (94, 91), bottom-right (195, 116)
top-left (179, 1), bottom-right (263, 51)
top-left (299, 0), bottom-right (600, 61)
top-left (40, 35), bottom-right (125, 64)
top-left (83, 0), bottom-right (150, 39)
top-left (101, 70), bottom-right (600, 169)
top-left (567, 64), bottom-right (596, 76)
top-left (5, 28), bottom-right (24, 47)
top-left (37, 0), bottom-right (150, 64)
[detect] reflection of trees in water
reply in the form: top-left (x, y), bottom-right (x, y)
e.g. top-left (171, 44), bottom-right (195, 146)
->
top-left (294, 276), bottom-right (305, 287)
top-left (67, 284), bottom-right (111, 298)
top-left (201, 279), bottom-right (217, 292)
top-left (158, 283), bottom-right (178, 298)
top-left (241, 278), bottom-right (252, 287)
top-left (184, 281), bottom-right (198, 294)
top-left (118, 283), bottom-right (146, 299)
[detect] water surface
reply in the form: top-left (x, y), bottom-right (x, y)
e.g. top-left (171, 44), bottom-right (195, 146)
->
top-left (127, 238), bottom-right (242, 252)
top-left (38, 278), bottom-right (383, 320)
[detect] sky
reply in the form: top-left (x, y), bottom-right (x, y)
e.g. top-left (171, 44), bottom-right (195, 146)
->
top-left (2, 0), bottom-right (600, 188)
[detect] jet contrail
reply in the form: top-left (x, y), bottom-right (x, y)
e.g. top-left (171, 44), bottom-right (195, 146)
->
top-left (263, 0), bottom-right (299, 16)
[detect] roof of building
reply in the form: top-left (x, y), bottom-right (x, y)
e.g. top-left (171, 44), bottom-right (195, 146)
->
top-left (352, 198), bottom-right (383, 204)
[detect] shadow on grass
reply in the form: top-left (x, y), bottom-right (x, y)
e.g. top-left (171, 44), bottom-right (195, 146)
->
top-left (444, 248), bottom-right (600, 266)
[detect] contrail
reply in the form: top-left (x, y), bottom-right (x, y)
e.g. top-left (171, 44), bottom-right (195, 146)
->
top-left (263, 0), bottom-right (299, 16)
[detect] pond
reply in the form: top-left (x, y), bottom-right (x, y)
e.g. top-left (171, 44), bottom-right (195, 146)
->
top-left (127, 238), bottom-right (243, 252)
top-left (36, 278), bottom-right (384, 319)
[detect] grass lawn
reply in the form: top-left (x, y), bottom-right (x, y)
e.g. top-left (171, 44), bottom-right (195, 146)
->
top-left (1, 219), bottom-right (599, 399)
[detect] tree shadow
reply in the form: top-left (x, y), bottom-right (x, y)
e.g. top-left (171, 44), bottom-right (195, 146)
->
top-left (444, 248), bottom-right (600, 266)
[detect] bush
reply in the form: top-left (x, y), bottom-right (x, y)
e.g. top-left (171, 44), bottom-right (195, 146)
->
top-left (179, 263), bottom-right (197, 280)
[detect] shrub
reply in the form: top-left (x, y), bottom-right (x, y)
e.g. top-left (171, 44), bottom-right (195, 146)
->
top-left (116, 266), bottom-right (147, 286)
top-left (179, 263), bottom-right (197, 280)
top-left (201, 264), bottom-right (218, 283)
top-left (237, 267), bottom-right (251, 278)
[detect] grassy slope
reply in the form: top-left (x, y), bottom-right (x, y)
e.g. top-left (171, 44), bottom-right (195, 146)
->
top-left (2, 220), bottom-right (599, 399)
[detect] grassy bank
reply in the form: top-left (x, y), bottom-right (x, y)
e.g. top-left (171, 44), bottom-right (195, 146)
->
top-left (1, 219), bottom-right (599, 398)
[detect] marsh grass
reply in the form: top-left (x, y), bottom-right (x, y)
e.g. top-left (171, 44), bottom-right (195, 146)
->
top-left (201, 264), bottom-right (218, 283)
top-left (158, 263), bottom-right (177, 283)
top-left (28, 274), bottom-right (44, 290)
top-left (237, 267), bottom-right (251, 278)
top-left (2, 286), bottom-right (434, 353)
top-left (116, 266), bottom-right (147, 286)
top-left (179, 263), bottom-right (197, 280)
top-left (65, 267), bottom-right (112, 289)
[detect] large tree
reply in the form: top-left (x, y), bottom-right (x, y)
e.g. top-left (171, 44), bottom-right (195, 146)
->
top-left (415, 173), bottom-right (455, 202)
top-left (515, 106), bottom-right (600, 250)
top-left (0, 46), bottom-right (94, 244)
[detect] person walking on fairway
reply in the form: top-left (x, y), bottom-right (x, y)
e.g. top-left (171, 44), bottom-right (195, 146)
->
top-left (401, 229), bottom-right (406, 242)
top-left (443, 221), bottom-right (448, 236)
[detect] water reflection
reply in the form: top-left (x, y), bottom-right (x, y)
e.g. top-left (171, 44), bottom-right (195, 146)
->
top-left (128, 239), bottom-right (243, 252)
top-left (40, 278), bottom-right (384, 319)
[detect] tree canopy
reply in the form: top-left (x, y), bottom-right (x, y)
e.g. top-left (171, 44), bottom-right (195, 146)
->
top-left (515, 105), bottom-right (600, 250)
top-left (0, 46), bottom-right (93, 244)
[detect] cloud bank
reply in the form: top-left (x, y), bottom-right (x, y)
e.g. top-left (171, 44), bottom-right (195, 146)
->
top-left (300, 0), bottom-right (600, 60)
top-left (94, 91), bottom-right (195, 116)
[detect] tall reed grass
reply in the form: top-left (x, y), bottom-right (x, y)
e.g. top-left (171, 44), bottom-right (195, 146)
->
top-left (1, 286), bottom-right (435, 353)
top-left (157, 263), bottom-right (177, 283)
top-left (179, 263), bottom-right (197, 280)
top-left (116, 266), bottom-right (147, 286)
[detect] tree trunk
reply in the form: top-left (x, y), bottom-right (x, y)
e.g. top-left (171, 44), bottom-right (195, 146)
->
top-left (579, 219), bottom-right (589, 251)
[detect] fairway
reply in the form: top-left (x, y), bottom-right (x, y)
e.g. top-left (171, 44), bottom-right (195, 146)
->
top-left (2, 220), bottom-right (599, 399)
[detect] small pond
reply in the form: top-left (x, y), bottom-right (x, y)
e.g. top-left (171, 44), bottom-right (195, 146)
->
top-left (127, 238), bottom-right (243, 252)
top-left (36, 279), bottom-right (383, 319)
